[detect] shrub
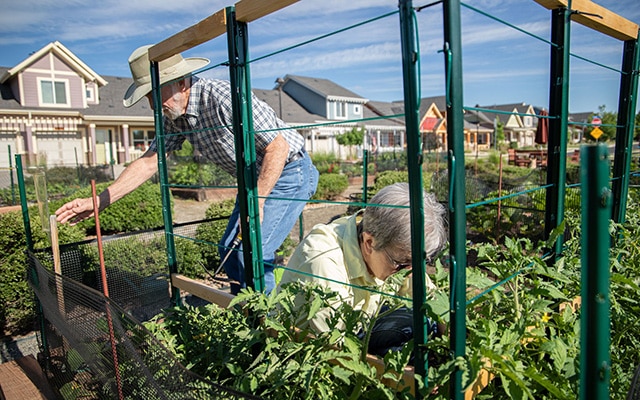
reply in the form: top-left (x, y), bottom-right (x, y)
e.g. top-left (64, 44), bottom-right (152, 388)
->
top-left (375, 151), bottom-right (408, 172)
top-left (310, 152), bottom-right (340, 175)
top-left (372, 170), bottom-right (409, 193)
top-left (312, 173), bottom-right (348, 200)
top-left (0, 251), bottom-right (36, 335)
top-left (0, 208), bottom-right (85, 336)
top-left (169, 162), bottom-right (236, 186)
top-left (50, 181), bottom-right (169, 235)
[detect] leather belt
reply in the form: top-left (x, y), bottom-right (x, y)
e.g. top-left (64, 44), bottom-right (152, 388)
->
top-left (287, 149), bottom-right (306, 164)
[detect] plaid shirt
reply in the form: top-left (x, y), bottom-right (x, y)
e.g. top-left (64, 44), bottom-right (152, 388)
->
top-left (150, 77), bottom-right (304, 175)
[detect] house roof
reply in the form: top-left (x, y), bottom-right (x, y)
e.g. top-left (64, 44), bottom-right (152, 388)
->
top-left (389, 95), bottom-right (447, 118)
top-left (568, 111), bottom-right (593, 124)
top-left (364, 100), bottom-right (405, 127)
top-left (284, 74), bottom-right (367, 103)
top-left (464, 109), bottom-right (493, 124)
top-left (83, 75), bottom-right (153, 119)
top-left (0, 67), bottom-right (152, 119)
top-left (252, 88), bottom-right (327, 125)
top-left (476, 102), bottom-right (538, 124)
top-left (0, 41), bottom-right (107, 86)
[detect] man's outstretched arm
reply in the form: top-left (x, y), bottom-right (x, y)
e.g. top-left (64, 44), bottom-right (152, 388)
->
top-left (55, 150), bottom-right (159, 225)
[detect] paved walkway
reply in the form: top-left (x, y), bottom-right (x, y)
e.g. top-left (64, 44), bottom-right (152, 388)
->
top-left (0, 355), bottom-right (57, 400)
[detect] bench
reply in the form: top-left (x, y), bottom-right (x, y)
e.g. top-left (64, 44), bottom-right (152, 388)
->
top-left (507, 149), bottom-right (547, 168)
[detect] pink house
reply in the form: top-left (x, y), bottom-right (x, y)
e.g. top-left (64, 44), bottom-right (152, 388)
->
top-left (0, 41), bottom-right (154, 168)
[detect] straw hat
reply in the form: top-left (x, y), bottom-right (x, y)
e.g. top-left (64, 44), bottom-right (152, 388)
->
top-left (123, 45), bottom-right (210, 108)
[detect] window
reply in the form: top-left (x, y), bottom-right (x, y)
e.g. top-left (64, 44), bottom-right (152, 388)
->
top-left (354, 105), bottom-right (361, 115)
top-left (133, 130), bottom-right (155, 151)
top-left (40, 79), bottom-right (68, 105)
top-left (86, 86), bottom-right (95, 102)
top-left (335, 102), bottom-right (347, 118)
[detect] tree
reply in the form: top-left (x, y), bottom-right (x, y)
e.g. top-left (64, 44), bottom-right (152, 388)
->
top-left (424, 132), bottom-right (440, 153)
top-left (495, 116), bottom-right (505, 150)
top-left (335, 126), bottom-right (365, 160)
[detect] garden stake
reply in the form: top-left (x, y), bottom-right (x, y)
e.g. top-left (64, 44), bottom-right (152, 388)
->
top-left (92, 180), bottom-right (124, 400)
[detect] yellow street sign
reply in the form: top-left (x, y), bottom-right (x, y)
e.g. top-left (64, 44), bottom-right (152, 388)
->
top-left (590, 126), bottom-right (603, 140)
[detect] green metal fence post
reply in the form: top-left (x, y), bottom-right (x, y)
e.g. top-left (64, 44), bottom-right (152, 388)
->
top-left (16, 153), bottom-right (49, 358)
top-left (611, 35), bottom-right (640, 225)
top-left (149, 60), bottom-right (180, 306)
top-left (544, 7), bottom-right (571, 259)
top-left (579, 144), bottom-right (612, 399)
top-left (398, 0), bottom-right (429, 394)
top-left (226, 6), bottom-right (264, 292)
top-left (16, 154), bottom-right (33, 251)
top-left (441, 0), bottom-right (468, 398)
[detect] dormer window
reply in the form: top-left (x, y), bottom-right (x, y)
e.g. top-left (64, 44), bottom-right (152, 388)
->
top-left (38, 78), bottom-right (69, 106)
top-left (86, 86), bottom-right (95, 102)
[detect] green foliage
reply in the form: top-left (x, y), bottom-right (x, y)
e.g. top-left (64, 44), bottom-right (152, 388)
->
top-left (0, 208), bottom-right (85, 335)
top-left (310, 152), bottom-right (340, 173)
top-left (335, 126), bottom-right (365, 159)
top-left (169, 162), bottom-right (236, 186)
top-left (424, 199), bottom-right (640, 398)
top-left (495, 116), bottom-right (505, 146)
top-left (372, 170), bottom-right (409, 193)
top-left (424, 132), bottom-right (441, 152)
top-left (312, 173), bottom-right (349, 201)
top-left (0, 165), bottom-right (116, 207)
top-left (172, 139), bottom-right (194, 158)
top-left (375, 151), bottom-right (408, 173)
top-left (145, 282), bottom-right (415, 399)
top-left (50, 181), bottom-right (168, 235)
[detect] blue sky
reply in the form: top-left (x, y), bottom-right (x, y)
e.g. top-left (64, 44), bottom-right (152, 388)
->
top-left (1, 0), bottom-right (639, 114)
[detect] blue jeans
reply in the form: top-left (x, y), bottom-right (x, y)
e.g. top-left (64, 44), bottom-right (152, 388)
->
top-left (220, 152), bottom-right (318, 294)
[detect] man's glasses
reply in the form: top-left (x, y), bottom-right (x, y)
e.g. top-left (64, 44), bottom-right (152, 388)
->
top-left (382, 248), bottom-right (412, 272)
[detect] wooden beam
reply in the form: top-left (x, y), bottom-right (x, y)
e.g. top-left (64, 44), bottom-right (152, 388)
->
top-left (235, 0), bottom-right (299, 23)
top-left (171, 273), bottom-right (235, 308)
top-left (534, 0), bottom-right (638, 41)
top-left (149, 9), bottom-right (227, 62)
top-left (148, 0), bottom-right (298, 62)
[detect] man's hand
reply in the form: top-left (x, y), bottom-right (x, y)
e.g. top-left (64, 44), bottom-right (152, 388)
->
top-left (55, 198), bottom-right (95, 225)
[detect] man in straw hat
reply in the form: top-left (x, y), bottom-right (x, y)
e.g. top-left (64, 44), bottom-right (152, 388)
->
top-left (56, 45), bottom-right (319, 295)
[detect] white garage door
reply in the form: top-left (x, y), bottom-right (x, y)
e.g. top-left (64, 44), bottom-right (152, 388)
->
top-left (36, 131), bottom-right (84, 167)
top-left (0, 133), bottom-right (18, 169)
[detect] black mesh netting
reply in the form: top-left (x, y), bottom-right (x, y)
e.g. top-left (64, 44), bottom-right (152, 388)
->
top-left (27, 223), bottom-right (260, 400)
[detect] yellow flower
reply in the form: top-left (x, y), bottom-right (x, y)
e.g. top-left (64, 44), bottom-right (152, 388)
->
top-left (541, 313), bottom-right (551, 323)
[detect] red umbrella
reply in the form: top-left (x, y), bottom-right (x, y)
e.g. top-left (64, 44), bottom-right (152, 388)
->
top-left (535, 109), bottom-right (549, 145)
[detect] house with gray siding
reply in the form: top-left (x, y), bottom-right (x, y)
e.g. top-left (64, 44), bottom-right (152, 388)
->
top-left (277, 75), bottom-right (405, 157)
top-left (1, 41), bottom-right (588, 170)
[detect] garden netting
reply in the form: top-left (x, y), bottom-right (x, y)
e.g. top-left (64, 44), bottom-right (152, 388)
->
top-left (26, 221), bottom-right (261, 400)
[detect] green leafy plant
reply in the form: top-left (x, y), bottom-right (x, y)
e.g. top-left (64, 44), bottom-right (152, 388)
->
top-left (312, 173), bottom-right (349, 201)
top-left (145, 282), bottom-right (416, 399)
top-left (0, 208), bottom-right (85, 335)
top-left (49, 181), bottom-right (169, 235)
top-left (335, 126), bottom-right (365, 160)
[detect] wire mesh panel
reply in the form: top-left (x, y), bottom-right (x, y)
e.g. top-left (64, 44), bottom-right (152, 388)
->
top-left (28, 241), bottom-right (259, 399)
